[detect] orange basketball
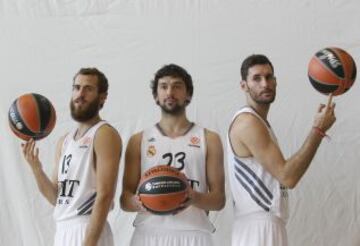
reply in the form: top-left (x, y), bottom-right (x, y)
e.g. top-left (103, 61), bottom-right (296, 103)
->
top-left (8, 93), bottom-right (56, 141)
top-left (308, 47), bottom-right (357, 96)
top-left (138, 165), bottom-right (189, 215)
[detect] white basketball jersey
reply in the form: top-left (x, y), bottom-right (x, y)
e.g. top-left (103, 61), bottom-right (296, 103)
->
top-left (133, 123), bottom-right (215, 233)
top-left (54, 121), bottom-right (109, 222)
top-left (227, 107), bottom-right (289, 222)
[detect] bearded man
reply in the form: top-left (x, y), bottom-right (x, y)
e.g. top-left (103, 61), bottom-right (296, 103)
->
top-left (120, 64), bottom-right (225, 246)
top-left (227, 54), bottom-right (336, 246)
top-left (22, 68), bottom-right (122, 246)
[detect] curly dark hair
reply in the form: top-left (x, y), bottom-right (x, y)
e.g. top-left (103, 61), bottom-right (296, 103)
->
top-left (150, 64), bottom-right (193, 99)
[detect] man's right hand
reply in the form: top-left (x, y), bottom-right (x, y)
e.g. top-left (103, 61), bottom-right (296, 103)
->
top-left (313, 94), bottom-right (336, 133)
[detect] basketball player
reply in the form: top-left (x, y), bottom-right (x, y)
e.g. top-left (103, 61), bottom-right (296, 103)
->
top-left (227, 54), bottom-right (336, 246)
top-left (120, 64), bottom-right (225, 246)
top-left (21, 68), bottom-right (122, 246)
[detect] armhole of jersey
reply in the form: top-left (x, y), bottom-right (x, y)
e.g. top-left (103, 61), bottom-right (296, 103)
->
top-left (91, 122), bottom-right (110, 172)
top-left (203, 128), bottom-right (208, 163)
top-left (57, 134), bottom-right (68, 177)
top-left (228, 115), bottom-right (238, 157)
top-left (228, 110), bottom-right (260, 159)
top-left (61, 132), bottom-right (70, 155)
top-left (139, 130), bottom-right (144, 156)
top-left (137, 131), bottom-right (145, 171)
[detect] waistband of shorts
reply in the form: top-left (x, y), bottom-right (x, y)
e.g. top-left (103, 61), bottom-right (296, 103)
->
top-left (235, 212), bottom-right (285, 225)
top-left (134, 226), bottom-right (212, 236)
top-left (56, 216), bottom-right (91, 228)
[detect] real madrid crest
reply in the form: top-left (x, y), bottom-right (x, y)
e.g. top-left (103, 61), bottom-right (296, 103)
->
top-left (147, 145), bottom-right (156, 157)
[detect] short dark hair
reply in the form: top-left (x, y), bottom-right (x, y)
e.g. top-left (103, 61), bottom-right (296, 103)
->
top-left (73, 67), bottom-right (108, 94)
top-left (150, 64), bottom-right (194, 99)
top-left (241, 54), bottom-right (274, 81)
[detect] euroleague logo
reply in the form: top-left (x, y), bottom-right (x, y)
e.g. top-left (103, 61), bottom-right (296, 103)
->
top-left (145, 183), bottom-right (152, 191)
top-left (8, 107), bottom-right (23, 130)
top-left (144, 180), bottom-right (181, 192)
top-left (147, 145), bottom-right (157, 157)
top-left (318, 50), bottom-right (341, 69)
top-left (188, 136), bottom-right (200, 148)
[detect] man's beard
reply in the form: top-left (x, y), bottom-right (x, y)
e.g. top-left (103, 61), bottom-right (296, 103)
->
top-left (249, 89), bottom-right (276, 105)
top-left (70, 97), bottom-right (100, 122)
top-left (158, 99), bottom-right (187, 115)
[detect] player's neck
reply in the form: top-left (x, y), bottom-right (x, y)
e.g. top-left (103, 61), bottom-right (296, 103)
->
top-left (247, 101), bottom-right (270, 121)
top-left (158, 114), bottom-right (192, 138)
top-left (75, 115), bottom-right (102, 140)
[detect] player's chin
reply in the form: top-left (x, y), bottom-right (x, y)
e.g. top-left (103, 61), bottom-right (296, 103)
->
top-left (260, 94), bottom-right (275, 103)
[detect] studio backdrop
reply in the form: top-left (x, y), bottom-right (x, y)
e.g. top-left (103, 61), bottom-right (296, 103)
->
top-left (0, 0), bottom-right (359, 245)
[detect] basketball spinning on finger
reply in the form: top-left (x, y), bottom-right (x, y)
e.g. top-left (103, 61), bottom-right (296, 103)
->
top-left (138, 165), bottom-right (189, 215)
top-left (8, 93), bottom-right (56, 141)
top-left (308, 47), bottom-right (357, 96)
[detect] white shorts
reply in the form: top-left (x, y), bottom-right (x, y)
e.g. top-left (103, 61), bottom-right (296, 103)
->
top-left (54, 217), bottom-right (114, 246)
top-left (130, 227), bottom-right (214, 246)
top-left (232, 213), bottom-right (288, 246)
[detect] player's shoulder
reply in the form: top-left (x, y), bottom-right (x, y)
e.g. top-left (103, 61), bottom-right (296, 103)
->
top-left (95, 123), bottom-right (122, 144)
top-left (95, 122), bottom-right (118, 135)
top-left (128, 131), bottom-right (144, 145)
top-left (230, 113), bottom-right (270, 144)
top-left (98, 122), bottom-right (119, 134)
top-left (200, 127), bottom-right (221, 147)
top-left (232, 112), bottom-right (265, 131)
top-left (204, 128), bottom-right (220, 139)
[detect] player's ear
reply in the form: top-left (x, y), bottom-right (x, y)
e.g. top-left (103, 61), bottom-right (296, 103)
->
top-left (185, 95), bottom-right (191, 105)
top-left (99, 92), bottom-right (107, 109)
top-left (101, 92), bottom-right (107, 102)
top-left (240, 80), bottom-right (248, 92)
top-left (154, 95), bottom-right (160, 105)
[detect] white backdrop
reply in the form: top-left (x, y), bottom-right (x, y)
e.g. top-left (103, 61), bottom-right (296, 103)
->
top-left (1, 0), bottom-right (360, 245)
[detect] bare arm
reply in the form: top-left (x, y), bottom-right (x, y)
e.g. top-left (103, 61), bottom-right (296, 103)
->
top-left (229, 96), bottom-right (336, 189)
top-left (120, 132), bottom-right (146, 212)
top-left (83, 125), bottom-right (122, 246)
top-left (189, 129), bottom-right (226, 211)
top-left (21, 136), bottom-right (64, 205)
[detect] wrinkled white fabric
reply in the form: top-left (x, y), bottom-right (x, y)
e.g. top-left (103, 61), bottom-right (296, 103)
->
top-left (1, 1), bottom-right (360, 246)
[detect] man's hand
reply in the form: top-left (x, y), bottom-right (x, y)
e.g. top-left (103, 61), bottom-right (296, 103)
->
top-left (313, 94), bottom-right (336, 132)
top-left (132, 194), bottom-right (148, 213)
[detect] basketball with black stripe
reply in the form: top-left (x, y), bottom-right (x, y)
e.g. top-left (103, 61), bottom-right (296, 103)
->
top-left (138, 165), bottom-right (189, 215)
top-left (8, 93), bottom-right (56, 141)
top-left (308, 47), bottom-right (357, 95)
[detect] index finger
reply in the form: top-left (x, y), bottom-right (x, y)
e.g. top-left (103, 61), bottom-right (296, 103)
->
top-left (326, 93), bottom-right (333, 109)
